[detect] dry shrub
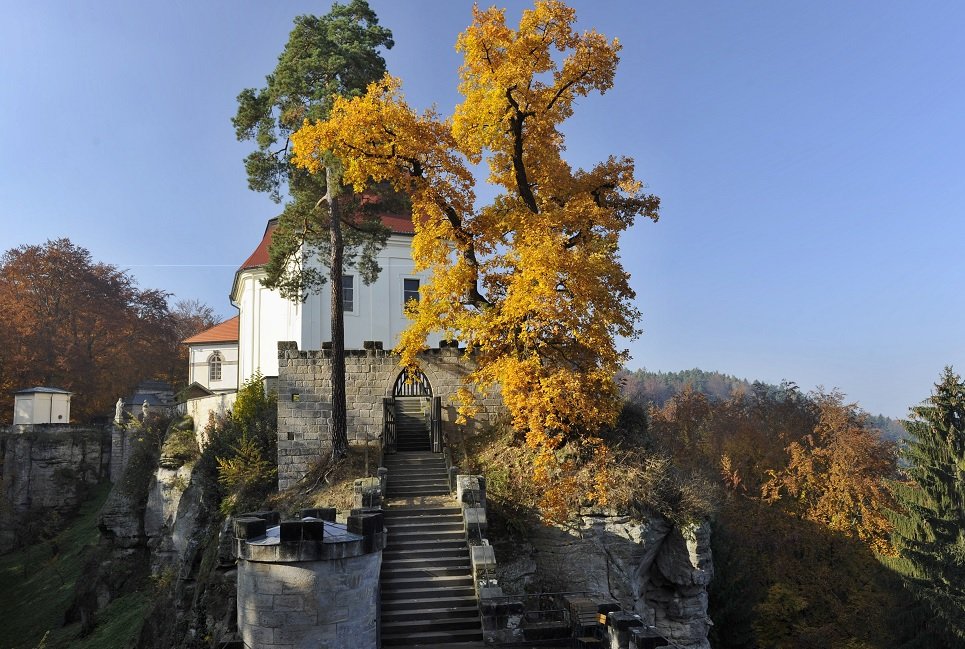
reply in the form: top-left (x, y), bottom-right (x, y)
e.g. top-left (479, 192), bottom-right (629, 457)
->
top-left (267, 441), bottom-right (378, 515)
top-left (467, 407), bottom-right (719, 525)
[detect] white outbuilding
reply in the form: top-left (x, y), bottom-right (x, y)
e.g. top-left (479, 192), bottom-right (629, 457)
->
top-left (12, 387), bottom-right (72, 424)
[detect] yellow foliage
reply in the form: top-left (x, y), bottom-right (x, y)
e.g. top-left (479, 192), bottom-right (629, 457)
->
top-left (291, 1), bottom-right (659, 517)
top-left (762, 392), bottom-right (897, 555)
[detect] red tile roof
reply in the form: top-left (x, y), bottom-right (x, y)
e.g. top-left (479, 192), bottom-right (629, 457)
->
top-left (238, 213), bottom-right (414, 272)
top-left (238, 221), bottom-right (277, 271)
top-left (183, 316), bottom-right (240, 345)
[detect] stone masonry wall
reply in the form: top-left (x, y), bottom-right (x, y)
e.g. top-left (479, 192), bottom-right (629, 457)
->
top-left (276, 342), bottom-right (502, 490)
top-left (237, 554), bottom-right (381, 648)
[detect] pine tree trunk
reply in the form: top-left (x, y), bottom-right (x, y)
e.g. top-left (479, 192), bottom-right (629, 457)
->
top-left (326, 165), bottom-right (348, 458)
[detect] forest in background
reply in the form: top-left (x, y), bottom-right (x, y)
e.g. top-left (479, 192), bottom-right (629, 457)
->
top-left (0, 239), bottom-right (217, 422)
top-left (620, 367), bottom-right (908, 441)
top-left (618, 366), bottom-right (960, 648)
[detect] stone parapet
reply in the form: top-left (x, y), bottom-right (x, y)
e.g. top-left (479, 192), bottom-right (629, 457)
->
top-left (235, 511), bottom-right (385, 649)
top-left (275, 341), bottom-right (503, 490)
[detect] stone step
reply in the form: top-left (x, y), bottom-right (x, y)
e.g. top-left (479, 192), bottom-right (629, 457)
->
top-left (382, 561), bottom-right (471, 578)
top-left (382, 505), bottom-right (462, 517)
top-left (387, 463), bottom-right (445, 472)
top-left (382, 617), bottom-right (482, 635)
top-left (395, 439), bottom-right (431, 447)
top-left (387, 474), bottom-right (449, 484)
top-left (381, 595), bottom-right (479, 613)
top-left (383, 573), bottom-right (473, 588)
top-left (383, 451), bottom-right (442, 459)
top-left (381, 583), bottom-right (477, 600)
top-left (387, 460), bottom-right (446, 468)
top-left (384, 510), bottom-right (463, 522)
top-left (382, 555), bottom-right (470, 571)
top-left (385, 529), bottom-right (465, 545)
top-left (386, 519), bottom-right (463, 534)
top-left (389, 479), bottom-right (451, 490)
top-left (387, 486), bottom-right (450, 497)
top-left (381, 628), bottom-right (484, 647)
top-left (384, 541), bottom-right (468, 554)
top-left (383, 543), bottom-right (468, 559)
top-left (381, 604), bottom-right (480, 624)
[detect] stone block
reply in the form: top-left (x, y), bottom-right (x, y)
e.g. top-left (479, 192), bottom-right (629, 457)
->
top-left (347, 511), bottom-right (384, 535)
top-left (240, 510), bottom-right (281, 526)
top-left (464, 506), bottom-right (487, 539)
top-left (233, 517), bottom-right (266, 540)
top-left (456, 474), bottom-right (487, 509)
top-left (272, 594), bottom-right (304, 612)
top-left (629, 626), bottom-right (667, 649)
top-left (280, 520), bottom-right (325, 542)
top-left (300, 507), bottom-right (336, 522)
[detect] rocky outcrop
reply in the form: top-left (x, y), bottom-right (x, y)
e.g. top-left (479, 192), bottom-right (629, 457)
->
top-left (494, 511), bottom-right (714, 649)
top-left (0, 425), bottom-right (110, 552)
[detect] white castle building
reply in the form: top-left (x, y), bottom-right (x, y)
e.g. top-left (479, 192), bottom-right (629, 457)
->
top-left (182, 213), bottom-right (426, 418)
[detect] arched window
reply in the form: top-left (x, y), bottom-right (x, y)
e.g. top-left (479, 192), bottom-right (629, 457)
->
top-left (208, 352), bottom-right (223, 382)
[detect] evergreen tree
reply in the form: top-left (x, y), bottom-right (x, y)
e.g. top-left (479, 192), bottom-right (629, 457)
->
top-left (886, 367), bottom-right (965, 646)
top-left (233, 1), bottom-right (395, 457)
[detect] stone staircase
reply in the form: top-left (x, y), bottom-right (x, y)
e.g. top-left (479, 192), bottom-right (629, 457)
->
top-left (380, 452), bottom-right (483, 647)
top-left (394, 397), bottom-right (431, 452)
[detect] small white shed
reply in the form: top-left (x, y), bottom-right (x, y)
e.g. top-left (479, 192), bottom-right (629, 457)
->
top-left (13, 387), bottom-right (72, 424)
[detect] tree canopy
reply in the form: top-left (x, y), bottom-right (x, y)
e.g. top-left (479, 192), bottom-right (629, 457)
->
top-left (232, 0), bottom-right (396, 303)
top-left (0, 239), bottom-right (209, 422)
top-left (291, 1), bottom-right (659, 497)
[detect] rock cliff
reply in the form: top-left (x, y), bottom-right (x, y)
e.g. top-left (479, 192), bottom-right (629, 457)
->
top-left (495, 510), bottom-right (714, 649)
top-left (0, 425), bottom-right (109, 552)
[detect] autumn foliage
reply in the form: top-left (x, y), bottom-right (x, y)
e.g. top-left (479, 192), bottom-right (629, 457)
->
top-left (0, 239), bottom-right (209, 422)
top-left (291, 1), bottom-right (658, 512)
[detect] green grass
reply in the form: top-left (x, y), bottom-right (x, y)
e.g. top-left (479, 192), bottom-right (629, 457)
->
top-left (66, 592), bottom-right (151, 649)
top-left (0, 483), bottom-right (150, 649)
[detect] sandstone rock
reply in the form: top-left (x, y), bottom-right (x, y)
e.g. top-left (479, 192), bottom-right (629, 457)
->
top-left (500, 511), bottom-right (713, 649)
top-left (654, 522), bottom-right (714, 587)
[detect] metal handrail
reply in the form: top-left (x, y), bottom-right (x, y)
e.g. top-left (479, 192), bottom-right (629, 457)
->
top-left (382, 397), bottom-right (396, 454)
top-left (430, 396), bottom-right (442, 453)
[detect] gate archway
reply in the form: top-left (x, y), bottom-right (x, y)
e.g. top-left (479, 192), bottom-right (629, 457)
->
top-left (384, 368), bottom-right (440, 453)
top-left (392, 368), bottom-right (432, 397)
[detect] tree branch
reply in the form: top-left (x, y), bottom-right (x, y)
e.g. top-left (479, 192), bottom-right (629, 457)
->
top-left (545, 67), bottom-right (593, 112)
top-left (505, 85), bottom-right (539, 214)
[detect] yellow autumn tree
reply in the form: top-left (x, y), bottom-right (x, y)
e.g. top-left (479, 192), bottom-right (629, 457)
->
top-left (291, 1), bottom-right (659, 515)
top-left (762, 391), bottom-right (898, 554)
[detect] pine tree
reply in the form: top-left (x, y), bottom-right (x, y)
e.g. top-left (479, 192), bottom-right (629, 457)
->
top-left (233, 1), bottom-right (395, 457)
top-left (886, 367), bottom-right (965, 646)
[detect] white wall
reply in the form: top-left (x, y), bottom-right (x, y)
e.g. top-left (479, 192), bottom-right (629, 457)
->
top-left (233, 269), bottom-right (302, 382)
top-left (12, 393), bottom-right (70, 424)
top-left (300, 234), bottom-right (431, 351)
top-left (13, 396), bottom-right (32, 424)
top-left (187, 342), bottom-right (239, 392)
top-left (232, 233), bottom-right (430, 387)
top-left (186, 392), bottom-right (238, 443)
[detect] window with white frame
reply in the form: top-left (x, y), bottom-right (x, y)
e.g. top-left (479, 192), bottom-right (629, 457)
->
top-left (342, 274), bottom-right (354, 312)
top-left (403, 278), bottom-right (420, 312)
top-left (208, 352), bottom-right (223, 382)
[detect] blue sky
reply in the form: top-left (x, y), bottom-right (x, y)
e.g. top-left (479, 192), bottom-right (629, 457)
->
top-left (2, 1), bottom-right (963, 417)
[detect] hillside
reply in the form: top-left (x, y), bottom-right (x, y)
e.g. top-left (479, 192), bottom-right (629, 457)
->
top-left (621, 367), bottom-right (906, 441)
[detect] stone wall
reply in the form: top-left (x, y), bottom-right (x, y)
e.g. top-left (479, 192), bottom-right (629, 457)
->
top-left (276, 342), bottom-right (502, 490)
top-left (234, 514), bottom-right (386, 649)
top-left (0, 424), bottom-right (110, 552)
top-left (495, 511), bottom-right (714, 649)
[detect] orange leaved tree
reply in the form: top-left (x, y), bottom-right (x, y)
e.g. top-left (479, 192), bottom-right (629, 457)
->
top-left (291, 1), bottom-right (659, 513)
